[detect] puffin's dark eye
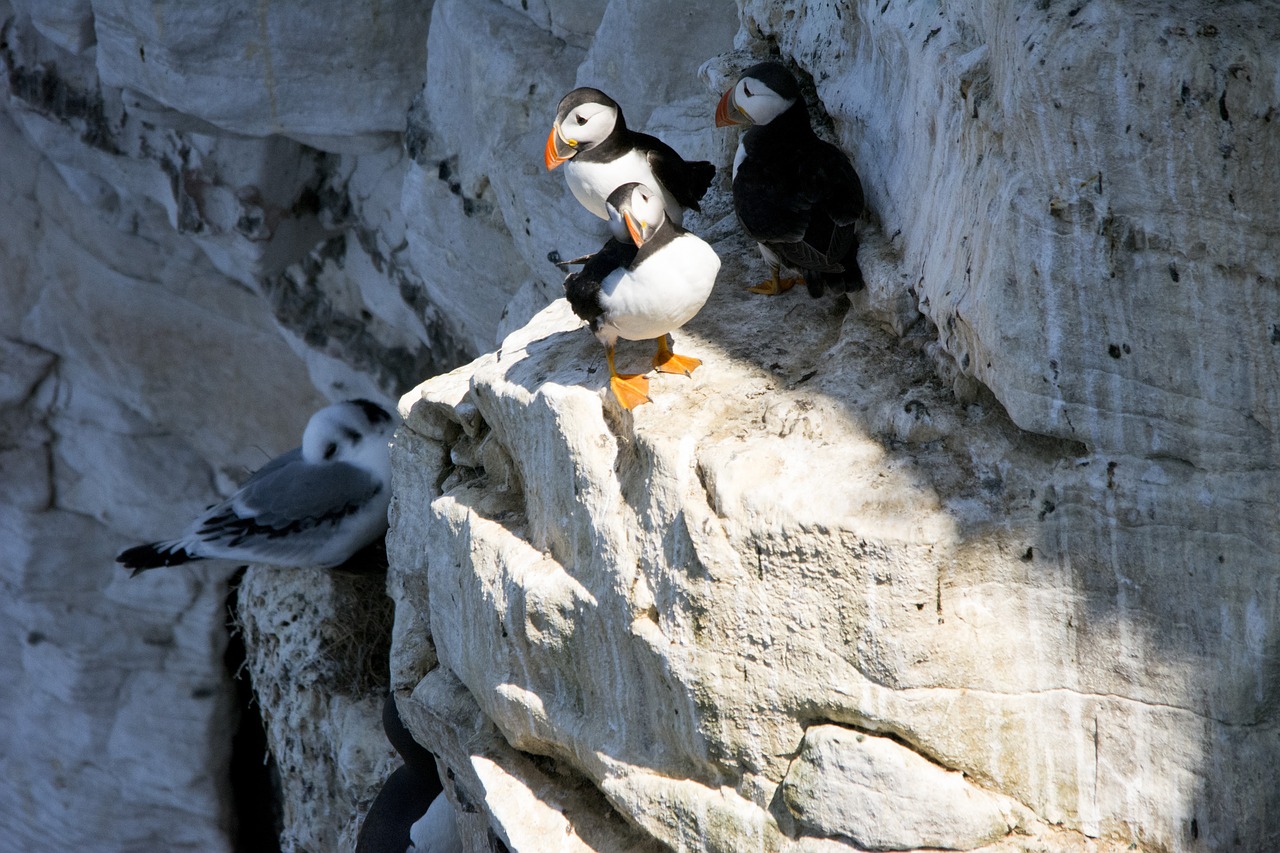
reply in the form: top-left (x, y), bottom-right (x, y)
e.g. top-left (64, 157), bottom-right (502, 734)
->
top-left (323, 443), bottom-right (337, 460)
top-left (743, 82), bottom-right (753, 97)
top-left (575, 114), bottom-right (587, 126)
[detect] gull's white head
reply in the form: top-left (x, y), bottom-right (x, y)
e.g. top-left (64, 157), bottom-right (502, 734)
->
top-left (301, 399), bottom-right (398, 475)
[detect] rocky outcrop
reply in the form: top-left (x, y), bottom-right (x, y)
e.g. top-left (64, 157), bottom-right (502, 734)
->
top-left (387, 2), bottom-right (1280, 853)
top-left (235, 566), bottom-right (395, 852)
top-left (2, 0), bottom-right (1278, 850)
top-left (781, 726), bottom-right (1030, 851)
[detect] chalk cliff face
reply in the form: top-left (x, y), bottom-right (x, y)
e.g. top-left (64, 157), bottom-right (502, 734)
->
top-left (2, 1), bottom-right (1278, 852)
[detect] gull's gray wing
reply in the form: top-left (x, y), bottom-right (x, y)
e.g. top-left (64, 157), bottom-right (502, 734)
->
top-left (196, 458), bottom-right (383, 544)
top-left (242, 447), bottom-right (304, 482)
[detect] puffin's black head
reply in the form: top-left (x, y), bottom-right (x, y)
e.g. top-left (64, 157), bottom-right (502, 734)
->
top-left (740, 63), bottom-right (801, 101)
top-left (555, 87), bottom-right (621, 121)
top-left (716, 61), bottom-right (802, 128)
top-left (605, 182), bottom-right (667, 247)
top-left (546, 87), bottom-right (624, 169)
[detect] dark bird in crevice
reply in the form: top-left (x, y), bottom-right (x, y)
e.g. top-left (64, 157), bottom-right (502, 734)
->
top-left (716, 61), bottom-right (866, 297)
top-left (356, 693), bottom-right (461, 853)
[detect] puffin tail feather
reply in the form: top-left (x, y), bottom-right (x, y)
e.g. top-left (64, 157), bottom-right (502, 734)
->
top-left (806, 259), bottom-right (865, 298)
top-left (685, 161), bottom-right (717, 209)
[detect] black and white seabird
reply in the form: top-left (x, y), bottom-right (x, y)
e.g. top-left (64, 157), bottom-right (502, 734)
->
top-left (356, 694), bottom-right (462, 853)
top-left (715, 61), bottom-right (866, 297)
top-left (563, 182), bottom-right (721, 409)
top-left (116, 399), bottom-right (398, 575)
top-left (545, 87), bottom-right (716, 227)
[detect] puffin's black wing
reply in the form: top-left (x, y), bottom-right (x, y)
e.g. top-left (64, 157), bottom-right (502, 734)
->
top-left (769, 219), bottom-right (854, 274)
top-left (357, 694), bottom-right (445, 853)
top-left (737, 134), bottom-right (865, 296)
top-left (563, 237), bottom-right (638, 326)
top-left (732, 152), bottom-right (812, 245)
top-left (634, 131), bottom-right (716, 212)
top-left (806, 140), bottom-right (864, 226)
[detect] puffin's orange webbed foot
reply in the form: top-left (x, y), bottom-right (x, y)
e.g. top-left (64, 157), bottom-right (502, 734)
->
top-left (605, 344), bottom-right (652, 409)
top-left (652, 337), bottom-right (702, 376)
top-left (747, 274), bottom-right (803, 296)
top-left (610, 373), bottom-right (651, 409)
top-left (653, 351), bottom-right (702, 376)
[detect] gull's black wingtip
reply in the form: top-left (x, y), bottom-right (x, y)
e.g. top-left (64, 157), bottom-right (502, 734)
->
top-left (117, 542), bottom-right (197, 575)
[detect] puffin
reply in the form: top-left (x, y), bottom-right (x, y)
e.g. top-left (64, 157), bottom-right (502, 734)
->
top-left (356, 694), bottom-right (462, 853)
top-left (545, 87), bottom-right (716, 226)
top-left (563, 182), bottom-right (721, 409)
top-left (117, 399), bottom-right (398, 575)
top-left (715, 61), bottom-right (866, 297)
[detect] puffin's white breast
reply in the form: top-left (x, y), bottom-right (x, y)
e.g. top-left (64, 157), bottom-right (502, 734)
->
top-left (598, 234), bottom-right (720, 342)
top-left (565, 150), bottom-right (685, 226)
top-left (732, 140), bottom-right (747, 180)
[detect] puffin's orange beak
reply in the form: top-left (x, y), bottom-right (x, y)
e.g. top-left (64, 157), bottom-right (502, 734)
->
top-left (623, 212), bottom-right (645, 247)
top-left (545, 125), bottom-right (573, 169)
top-left (715, 88), bottom-right (742, 127)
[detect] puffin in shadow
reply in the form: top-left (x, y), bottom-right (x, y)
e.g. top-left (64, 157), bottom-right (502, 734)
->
top-left (715, 61), bottom-right (866, 297)
top-left (546, 87), bottom-right (715, 227)
top-left (356, 693), bottom-right (462, 853)
top-left (563, 181), bottom-right (721, 409)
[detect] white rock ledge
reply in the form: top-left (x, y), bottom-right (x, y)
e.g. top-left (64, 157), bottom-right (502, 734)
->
top-left (387, 203), bottom-right (1261, 850)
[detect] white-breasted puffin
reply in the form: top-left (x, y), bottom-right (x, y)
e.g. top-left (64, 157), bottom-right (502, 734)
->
top-left (715, 61), bottom-right (866, 297)
top-left (563, 182), bottom-right (721, 409)
top-left (116, 399), bottom-right (397, 575)
top-left (546, 87), bottom-right (716, 227)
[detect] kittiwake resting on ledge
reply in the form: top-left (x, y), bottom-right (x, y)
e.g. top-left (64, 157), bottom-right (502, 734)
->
top-left (117, 399), bottom-right (398, 576)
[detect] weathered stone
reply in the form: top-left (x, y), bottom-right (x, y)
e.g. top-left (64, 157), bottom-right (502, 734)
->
top-left (8, 0), bottom-right (95, 54)
top-left (3, 23), bottom-right (337, 284)
top-left (235, 566), bottom-right (396, 852)
top-left (389, 212), bottom-right (1278, 852)
top-left (92, 0), bottom-right (433, 148)
top-left (0, 40), bottom-right (332, 849)
top-left (576, 0), bottom-right (737, 141)
top-left (402, 0), bottom-right (587, 355)
top-left (496, 0), bottom-right (606, 48)
top-left (398, 666), bottom-right (666, 852)
top-left (782, 725), bottom-right (1027, 851)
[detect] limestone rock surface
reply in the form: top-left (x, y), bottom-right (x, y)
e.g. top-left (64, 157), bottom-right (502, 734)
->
top-left (93, 0), bottom-right (433, 148)
top-left (781, 725), bottom-right (1029, 851)
top-left (1, 3), bottom-right (424, 849)
top-left (735, 0), bottom-right (1280, 470)
top-left (384, 4), bottom-right (1280, 851)
top-left (387, 276), bottom-right (1151, 853)
top-left (0, 85), bottom-right (324, 850)
top-left (3, 0), bottom-right (1279, 850)
top-left (235, 566), bottom-right (396, 852)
